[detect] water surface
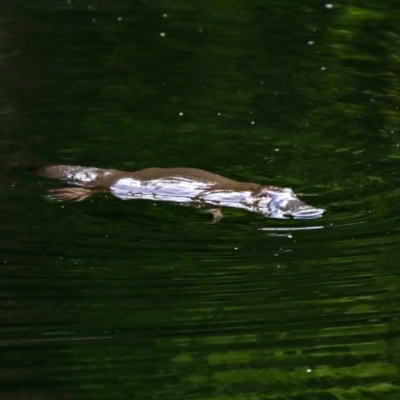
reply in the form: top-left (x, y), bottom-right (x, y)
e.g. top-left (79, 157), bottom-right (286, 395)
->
top-left (1, 1), bottom-right (400, 399)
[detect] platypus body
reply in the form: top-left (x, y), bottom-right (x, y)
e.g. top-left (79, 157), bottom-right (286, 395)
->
top-left (37, 165), bottom-right (324, 220)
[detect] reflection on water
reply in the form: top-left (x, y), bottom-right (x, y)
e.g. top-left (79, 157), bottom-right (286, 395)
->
top-left (1, 0), bottom-right (400, 399)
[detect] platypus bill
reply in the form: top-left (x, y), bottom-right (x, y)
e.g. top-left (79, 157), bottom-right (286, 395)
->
top-left (37, 165), bottom-right (325, 221)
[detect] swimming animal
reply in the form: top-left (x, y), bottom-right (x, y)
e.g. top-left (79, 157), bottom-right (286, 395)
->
top-left (37, 165), bottom-right (324, 221)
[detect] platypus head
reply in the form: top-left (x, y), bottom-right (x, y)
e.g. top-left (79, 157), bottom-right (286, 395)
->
top-left (255, 187), bottom-right (324, 219)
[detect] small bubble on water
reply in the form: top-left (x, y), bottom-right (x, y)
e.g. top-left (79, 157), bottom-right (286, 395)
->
top-left (163, 14), bottom-right (168, 18)
top-left (160, 32), bottom-right (166, 37)
top-left (179, 112), bottom-right (184, 116)
top-left (325, 4), bottom-right (334, 8)
top-left (308, 41), bottom-right (314, 45)
top-left (118, 17), bottom-right (122, 21)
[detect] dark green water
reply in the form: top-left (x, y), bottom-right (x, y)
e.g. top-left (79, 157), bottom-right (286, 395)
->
top-left (1, 1), bottom-right (400, 399)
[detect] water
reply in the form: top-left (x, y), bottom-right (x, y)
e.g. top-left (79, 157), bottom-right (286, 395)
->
top-left (1, 1), bottom-right (400, 399)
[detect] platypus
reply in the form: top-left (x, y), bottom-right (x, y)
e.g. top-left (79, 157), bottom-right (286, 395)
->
top-left (37, 165), bottom-right (325, 221)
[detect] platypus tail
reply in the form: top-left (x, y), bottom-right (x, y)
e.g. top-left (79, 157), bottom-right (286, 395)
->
top-left (36, 164), bottom-right (105, 186)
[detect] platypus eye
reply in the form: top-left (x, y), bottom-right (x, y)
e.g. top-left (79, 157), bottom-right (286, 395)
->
top-left (255, 190), bottom-right (271, 199)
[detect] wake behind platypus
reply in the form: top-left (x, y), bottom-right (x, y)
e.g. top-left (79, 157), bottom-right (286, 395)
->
top-left (37, 165), bottom-right (325, 221)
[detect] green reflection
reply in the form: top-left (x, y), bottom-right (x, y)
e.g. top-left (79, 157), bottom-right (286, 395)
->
top-left (2, 0), bottom-right (400, 399)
